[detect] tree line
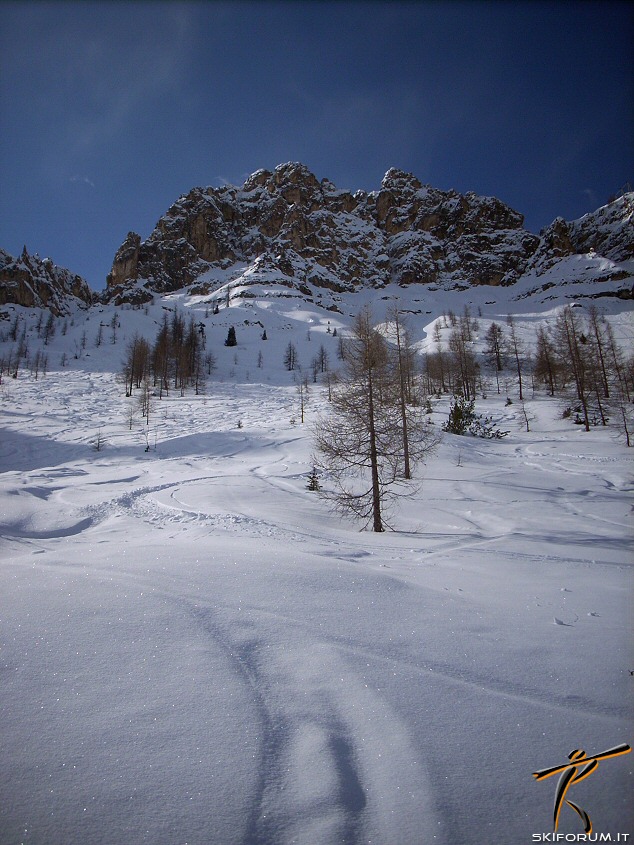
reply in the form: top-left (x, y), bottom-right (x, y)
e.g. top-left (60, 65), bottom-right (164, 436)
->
top-left (420, 304), bottom-right (633, 443)
top-left (533, 304), bottom-right (632, 436)
top-left (312, 302), bottom-right (633, 532)
top-left (122, 311), bottom-right (215, 400)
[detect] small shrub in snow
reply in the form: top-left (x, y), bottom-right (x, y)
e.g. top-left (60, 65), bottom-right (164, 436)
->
top-left (91, 429), bottom-right (107, 452)
top-left (469, 414), bottom-right (509, 439)
top-left (443, 397), bottom-right (509, 439)
top-left (306, 467), bottom-right (321, 492)
top-left (442, 397), bottom-right (475, 435)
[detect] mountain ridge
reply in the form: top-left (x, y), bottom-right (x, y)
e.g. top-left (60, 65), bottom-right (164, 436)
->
top-left (1, 164), bottom-right (632, 313)
top-left (0, 246), bottom-right (95, 315)
top-left (105, 163), bottom-right (541, 303)
top-left (104, 163), bottom-right (633, 308)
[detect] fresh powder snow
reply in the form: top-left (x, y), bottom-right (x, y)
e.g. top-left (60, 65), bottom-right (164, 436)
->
top-left (1, 281), bottom-right (632, 845)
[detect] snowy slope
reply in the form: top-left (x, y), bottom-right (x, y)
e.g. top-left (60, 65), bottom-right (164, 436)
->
top-left (1, 284), bottom-right (633, 845)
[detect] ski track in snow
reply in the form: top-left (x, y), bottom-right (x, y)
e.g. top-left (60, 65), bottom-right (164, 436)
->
top-left (181, 597), bottom-right (436, 845)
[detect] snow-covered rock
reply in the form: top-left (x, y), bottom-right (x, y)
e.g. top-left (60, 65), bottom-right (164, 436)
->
top-left (104, 163), bottom-right (555, 304)
top-left (528, 192), bottom-right (634, 279)
top-left (0, 246), bottom-right (94, 314)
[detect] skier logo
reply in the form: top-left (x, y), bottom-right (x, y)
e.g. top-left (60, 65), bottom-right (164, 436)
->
top-left (533, 743), bottom-right (631, 833)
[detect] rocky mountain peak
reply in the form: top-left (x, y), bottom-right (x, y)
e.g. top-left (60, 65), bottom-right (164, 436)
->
top-left (528, 192), bottom-right (633, 275)
top-left (380, 167), bottom-right (423, 192)
top-left (242, 169), bottom-right (272, 192)
top-left (271, 161), bottom-right (320, 194)
top-left (101, 165), bottom-right (633, 305)
top-left (0, 247), bottom-right (94, 314)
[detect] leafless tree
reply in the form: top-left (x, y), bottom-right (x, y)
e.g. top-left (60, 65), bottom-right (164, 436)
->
top-left (448, 327), bottom-right (478, 400)
top-left (553, 306), bottom-right (596, 430)
top-left (386, 304), bottom-right (418, 478)
top-left (92, 428), bottom-right (107, 452)
top-left (137, 379), bottom-right (152, 426)
top-left (505, 315), bottom-right (525, 401)
top-left (586, 305), bottom-right (611, 399)
top-left (284, 341), bottom-right (299, 371)
top-left (518, 398), bottom-right (535, 433)
top-left (313, 306), bottom-right (437, 532)
top-left (152, 314), bottom-right (171, 396)
top-left (533, 325), bottom-right (558, 396)
top-left (432, 322), bottom-right (447, 391)
top-left (123, 334), bottom-right (151, 396)
top-left (296, 376), bottom-right (309, 423)
top-left (484, 322), bottom-right (505, 379)
top-left (205, 351), bottom-right (217, 376)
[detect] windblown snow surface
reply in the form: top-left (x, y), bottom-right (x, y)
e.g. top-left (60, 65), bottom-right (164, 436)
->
top-left (1, 281), bottom-right (632, 845)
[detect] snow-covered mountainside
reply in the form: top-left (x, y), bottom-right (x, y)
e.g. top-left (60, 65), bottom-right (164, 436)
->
top-left (527, 192), bottom-right (634, 286)
top-left (105, 164), bottom-right (634, 306)
top-left (0, 246), bottom-right (94, 314)
top-left (1, 279), bottom-right (632, 844)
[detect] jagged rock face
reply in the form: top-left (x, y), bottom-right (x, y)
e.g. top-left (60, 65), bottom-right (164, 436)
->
top-left (105, 164), bottom-right (633, 304)
top-left (108, 232), bottom-right (141, 288)
top-left (105, 163), bottom-right (542, 302)
top-left (528, 193), bottom-right (634, 275)
top-left (0, 248), bottom-right (94, 314)
top-left (563, 193), bottom-right (633, 261)
top-left (372, 168), bottom-right (539, 286)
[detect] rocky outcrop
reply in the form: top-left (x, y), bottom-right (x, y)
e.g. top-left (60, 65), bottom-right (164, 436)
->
top-left (529, 193), bottom-right (634, 274)
top-left (0, 247), bottom-right (94, 314)
top-left (567, 192), bottom-right (633, 262)
top-left (370, 168), bottom-right (539, 286)
top-left (103, 164), bottom-right (633, 304)
top-left (536, 193), bottom-right (634, 262)
top-left (107, 231), bottom-right (141, 288)
top-left (105, 163), bottom-right (543, 303)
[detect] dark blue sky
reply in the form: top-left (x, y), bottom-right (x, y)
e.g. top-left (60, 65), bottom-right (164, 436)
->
top-left (1, 0), bottom-right (632, 291)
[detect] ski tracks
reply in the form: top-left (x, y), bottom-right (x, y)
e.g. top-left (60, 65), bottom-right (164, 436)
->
top-left (189, 601), bottom-right (440, 845)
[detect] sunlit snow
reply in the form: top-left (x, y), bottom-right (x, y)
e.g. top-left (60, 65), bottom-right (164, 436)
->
top-left (1, 283), bottom-right (632, 845)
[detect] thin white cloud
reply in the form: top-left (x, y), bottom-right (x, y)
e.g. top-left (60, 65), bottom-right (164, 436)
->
top-left (213, 173), bottom-right (252, 189)
top-left (71, 8), bottom-right (193, 155)
top-left (70, 175), bottom-right (96, 189)
top-left (581, 187), bottom-right (598, 206)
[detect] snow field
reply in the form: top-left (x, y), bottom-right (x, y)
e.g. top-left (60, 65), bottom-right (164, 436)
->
top-left (1, 289), bottom-right (633, 844)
